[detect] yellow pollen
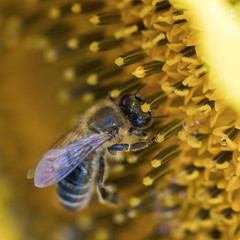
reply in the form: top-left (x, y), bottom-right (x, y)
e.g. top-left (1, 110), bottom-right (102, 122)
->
top-left (115, 57), bottom-right (124, 67)
top-left (67, 38), bottom-right (79, 49)
top-left (48, 7), bottom-right (60, 19)
top-left (151, 159), bottom-right (161, 168)
top-left (141, 103), bottom-right (151, 113)
top-left (110, 89), bottom-right (121, 99)
top-left (215, 162), bottom-right (229, 170)
top-left (89, 42), bottom-right (99, 52)
top-left (129, 197), bottom-right (140, 207)
top-left (155, 134), bottom-right (165, 143)
top-left (143, 176), bottom-right (153, 186)
top-left (71, 3), bottom-right (82, 14)
top-left (82, 93), bottom-right (94, 103)
top-left (128, 209), bottom-right (138, 219)
top-left (63, 68), bottom-right (75, 81)
top-left (185, 170), bottom-right (199, 181)
top-left (87, 75), bottom-right (98, 86)
top-left (132, 66), bottom-right (145, 78)
top-left (90, 16), bottom-right (100, 25)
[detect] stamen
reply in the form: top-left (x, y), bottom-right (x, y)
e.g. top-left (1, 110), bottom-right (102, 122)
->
top-left (114, 22), bottom-right (145, 39)
top-left (154, 1), bottom-right (171, 12)
top-left (67, 31), bottom-right (104, 50)
top-left (172, 10), bottom-right (187, 24)
top-left (197, 98), bottom-right (215, 108)
top-left (195, 65), bottom-right (208, 78)
top-left (90, 10), bottom-right (121, 25)
top-left (224, 127), bottom-right (239, 140)
top-left (166, 46), bottom-right (196, 65)
top-left (115, 48), bottom-right (147, 67)
top-left (44, 46), bottom-right (71, 62)
top-left (63, 59), bottom-right (103, 81)
top-left (151, 145), bottom-right (181, 168)
top-left (86, 64), bottom-right (122, 85)
top-left (213, 151), bottom-right (232, 169)
top-left (109, 77), bottom-right (142, 99)
top-left (49, 1), bottom-right (103, 19)
top-left (35, 23), bottom-right (73, 49)
top-left (221, 208), bottom-right (234, 219)
top-left (89, 36), bottom-right (123, 52)
top-left (155, 119), bottom-right (184, 143)
top-left (172, 82), bottom-right (191, 97)
top-left (143, 163), bottom-right (171, 186)
top-left (182, 165), bottom-right (203, 181)
top-left (180, 46), bottom-right (196, 58)
top-left (118, 0), bottom-right (142, 8)
top-left (129, 187), bottom-right (154, 207)
top-left (141, 91), bottom-right (167, 112)
top-left (209, 229), bottom-right (221, 239)
top-left (132, 61), bottom-right (164, 78)
top-left (197, 209), bottom-right (210, 219)
top-left (152, 32), bottom-right (167, 46)
top-left (71, 1), bottom-right (105, 14)
top-left (208, 185), bottom-right (222, 198)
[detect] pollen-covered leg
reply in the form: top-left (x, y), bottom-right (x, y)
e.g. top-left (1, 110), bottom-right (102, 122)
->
top-left (108, 137), bottom-right (155, 153)
top-left (97, 156), bottom-right (123, 206)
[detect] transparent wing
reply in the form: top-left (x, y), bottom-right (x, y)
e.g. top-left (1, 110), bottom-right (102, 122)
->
top-left (28, 132), bottom-right (111, 188)
top-left (50, 125), bottom-right (83, 148)
top-left (27, 126), bottom-right (83, 180)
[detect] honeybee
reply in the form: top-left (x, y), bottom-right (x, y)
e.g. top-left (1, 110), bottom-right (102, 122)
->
top-left (28, 93), bottom-right (156, 211)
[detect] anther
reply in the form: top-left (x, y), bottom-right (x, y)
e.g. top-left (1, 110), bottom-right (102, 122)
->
top-left (155, 119), bottom-right (184, 143)
top-left (132, 61), bottom-right (164, 78)
top-left (209, 229), bottom-right (221, 239)
top-left (213, 151), bottom-right (232, 169)
top-left (71, 1), bottom-right (105, 14)
top-left (141, 91), bottom-right (167, 112)
top-left (154, 0), bottom-right (171, 12)
top-left (89, 36), bottom-right (123, 52)
top-left (115, 48), bottom-right (147, 67)
top-left (109, 77), bottom-right (142, 100)
top-left (172, 10), bottom-right (187, 24)
top-left (90, 10), bottom-right (121, 25)
top-left (87, 64), bottom-right (122, 86)
top-left (172, 82), bottom-right (191, 97)
top-left (67, 31), bottom-right (104, 50)
top-left (114, 22), bottom-right (145, 39)
top-left (63, 59), bottom-right (103, 81)
top-left (208, 185), bottom-right (222, 198)
top-left (152, 32), bottom-right (167, 46)
top-left (129, 187), bottom-right (154, 207)
top-left (143, 163), bottom-right (171, 186)
top-left (151, 145), bottom-right (181, 168)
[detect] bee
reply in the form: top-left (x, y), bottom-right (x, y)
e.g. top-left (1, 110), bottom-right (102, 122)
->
top-left (28, 92), bottom-right (157, 211)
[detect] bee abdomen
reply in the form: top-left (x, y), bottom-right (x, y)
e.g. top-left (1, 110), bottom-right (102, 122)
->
top-left (57, 163), bottom-right (94, 211)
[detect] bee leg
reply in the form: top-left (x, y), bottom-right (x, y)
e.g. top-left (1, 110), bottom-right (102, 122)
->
top-left (108, 137), bottom-right (155, 153)
top-left (97, 156), bottom-right (123, 206)
top-left (129, 128), bottom-right (147, 138)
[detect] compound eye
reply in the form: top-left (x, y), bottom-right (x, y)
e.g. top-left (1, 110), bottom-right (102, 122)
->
top-left (119, 96), bottom-right (129, 106)
top-left (133, 114), bottom-right (151, 128)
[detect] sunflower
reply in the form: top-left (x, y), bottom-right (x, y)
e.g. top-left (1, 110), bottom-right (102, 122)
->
top-left (1, 0), bottom-right (240, 239)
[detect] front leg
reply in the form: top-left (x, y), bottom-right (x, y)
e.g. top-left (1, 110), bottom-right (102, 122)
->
top-left (108, 137), bottom-right (155, 153)
top-left (97, 156), bottom-right (123, 205)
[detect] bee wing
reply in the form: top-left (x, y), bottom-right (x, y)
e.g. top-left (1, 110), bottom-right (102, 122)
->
top-left (30, 132), bottom-right (111, 188)
top-left (27, 126), bottom-right (83, 180)
top-left (50, 125), bottom-right (83, 148)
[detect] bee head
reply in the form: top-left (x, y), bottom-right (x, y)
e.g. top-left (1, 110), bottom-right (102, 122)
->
top-left (119, 94), bottom-right (152, 128)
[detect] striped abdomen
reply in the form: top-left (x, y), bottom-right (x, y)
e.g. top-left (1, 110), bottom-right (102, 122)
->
top-left (57, 160), bottom-right (95, 211)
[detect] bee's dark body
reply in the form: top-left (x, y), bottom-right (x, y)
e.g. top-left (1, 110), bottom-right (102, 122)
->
top-left (55, 94), bottom-right (154, 211)
top-left (57, 159), bottom-right (96, 211)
